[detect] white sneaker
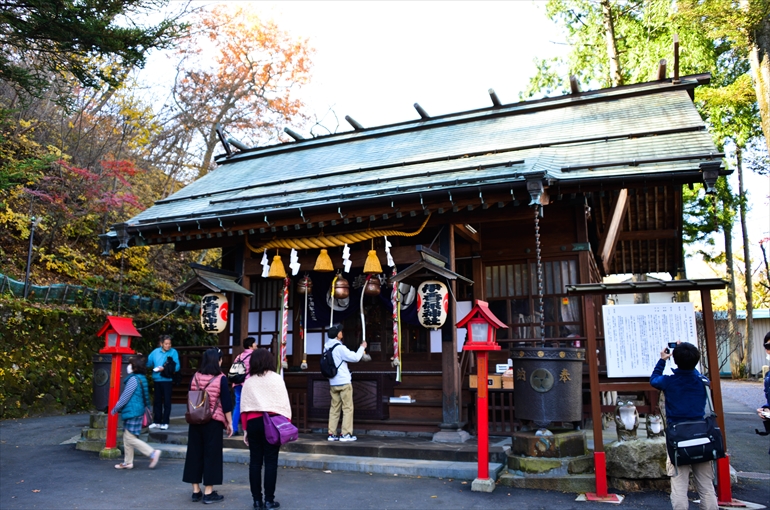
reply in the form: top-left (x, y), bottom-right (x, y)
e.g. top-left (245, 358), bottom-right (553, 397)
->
top-left (159, 424), bottom-right (168, 430)
top-left (148, 423), bottom-right (159, 429)
top-left (339, 434), bottom-right (357, 442)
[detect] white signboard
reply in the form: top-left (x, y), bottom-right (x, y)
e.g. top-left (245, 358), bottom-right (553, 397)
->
top-left (602, 303), bottom-right (698, 378)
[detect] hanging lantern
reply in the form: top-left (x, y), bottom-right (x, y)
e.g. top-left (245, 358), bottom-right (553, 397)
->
top-left (267, 252), bottom-right (287, 279)
top-left (314, 249), bottom-right (334, 272)
top-left (296, 275), bottom-right (312, 294)
top-left (416, 280), bottom-right (449, 330)
top-left (200, 293), bottom-right (228, 333)
top-left (363, 249), bottom-right (383, 274)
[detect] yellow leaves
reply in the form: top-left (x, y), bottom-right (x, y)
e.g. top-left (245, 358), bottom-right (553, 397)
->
top-left (19, 119), bottom-right (32, 129)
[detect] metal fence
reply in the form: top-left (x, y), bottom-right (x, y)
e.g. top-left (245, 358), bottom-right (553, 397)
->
top-left (0, 272), bottom-right (199, 315)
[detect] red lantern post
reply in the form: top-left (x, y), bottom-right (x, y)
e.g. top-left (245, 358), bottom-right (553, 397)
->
top-left (96, 316), bottom-right (140, 458)
top-left (457, 300), bottom-right (506, 493)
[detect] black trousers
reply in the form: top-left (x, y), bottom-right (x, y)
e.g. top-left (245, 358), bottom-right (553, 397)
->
top-left (246, 417), bottom-right (281, 503)
top-left (153, 381), bottom-right (173, 425)
top-left (182, 420), bottom-right (224, 486)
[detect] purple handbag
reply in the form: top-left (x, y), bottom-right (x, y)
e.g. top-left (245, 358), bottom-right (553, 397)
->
top-left (263, 413), bottom-right (299, 445)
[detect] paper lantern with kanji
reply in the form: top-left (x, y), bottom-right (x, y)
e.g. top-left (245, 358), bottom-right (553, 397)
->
top-left (200, 293), bottom-right (228, 333)
top-left (416, 280), bottom-right (449, 330)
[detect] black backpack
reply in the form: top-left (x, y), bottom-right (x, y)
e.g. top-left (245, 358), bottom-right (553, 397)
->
top-left (161, 356), bottom-right (178, 383)
top-left (320, 343), bottom-right (342, 379)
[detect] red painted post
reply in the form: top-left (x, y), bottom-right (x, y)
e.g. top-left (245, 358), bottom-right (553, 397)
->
top-left (476, 351), bottom-right (489, 479)
top-left (593, 452), bottom-right (608, 497)
top-left (104, 354), bottom-right (122, 449)
top-left (716, 455), bottom-right (733, 504)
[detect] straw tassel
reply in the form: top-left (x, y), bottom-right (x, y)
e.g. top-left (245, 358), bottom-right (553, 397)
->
top-left (268, 252), bottom-right (287, 279)
top-left (314, 249), bottom-right (334, 272)
top-left (363, 249), bottom-right (382, 274)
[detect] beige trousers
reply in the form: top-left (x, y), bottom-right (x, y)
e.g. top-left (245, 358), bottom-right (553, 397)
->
top-left (328, 383), bottom-right (354, 436)
top-left (666, 456), bottom-right (718, 510)
top-left (123, 430), bottom-right (154, 465)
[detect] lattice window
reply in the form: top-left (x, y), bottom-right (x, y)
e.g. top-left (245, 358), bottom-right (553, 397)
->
top-left (485, 259), bottom-right (581, 341)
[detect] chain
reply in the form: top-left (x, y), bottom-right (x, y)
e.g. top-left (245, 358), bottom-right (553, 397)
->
top-left (534, 206), bottom-right (545, 345)
top-left (118, 253), bottom-right (124, 315)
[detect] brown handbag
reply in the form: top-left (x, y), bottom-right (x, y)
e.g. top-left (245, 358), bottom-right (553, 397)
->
top-left (184, 374), bottom-right (219, 425)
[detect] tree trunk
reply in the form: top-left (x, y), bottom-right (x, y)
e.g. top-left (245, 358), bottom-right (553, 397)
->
top-left (601, 0), bottom-right (624, 87)
top-left (745, 4), bottom-right (770, 155)
top-left (736, 146), bottom-right (753, 374)
top-left (724, 211), bottom-right (742, 378)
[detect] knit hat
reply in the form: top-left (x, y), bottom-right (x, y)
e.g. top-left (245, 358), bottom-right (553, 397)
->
top-left (327, 324), bottom-right (343, 339)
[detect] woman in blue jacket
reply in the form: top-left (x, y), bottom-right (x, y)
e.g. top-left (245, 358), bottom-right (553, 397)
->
top-left (147, 335), bottom-right (181, 430)
top-left (111, 356), bottom-right (161, 470)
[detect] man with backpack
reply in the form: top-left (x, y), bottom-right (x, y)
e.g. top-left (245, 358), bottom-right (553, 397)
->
top-left (650, 341), bottom-right (718, 510)
top-left (323, 324), bottom-right (366, 442)
top-left (147, 335), bottom-right (181, 430)
top-left (229, 337), bottom-right (257, 435)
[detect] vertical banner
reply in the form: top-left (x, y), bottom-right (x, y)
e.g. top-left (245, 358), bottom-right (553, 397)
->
top-left (602, 302), bottom-right (698, 378)
top-left (278, 277), bottom-right (289, 375)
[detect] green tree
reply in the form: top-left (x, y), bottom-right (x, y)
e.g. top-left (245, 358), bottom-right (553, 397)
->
top-left (0, 0), bottom-right (186, 96)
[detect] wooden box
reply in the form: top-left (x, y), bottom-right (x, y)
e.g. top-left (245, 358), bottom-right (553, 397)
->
top-left (469, 374), bottom-right (502, 389)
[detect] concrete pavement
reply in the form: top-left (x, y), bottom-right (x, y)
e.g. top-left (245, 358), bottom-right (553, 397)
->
top-left (1, 381), bottom-right (768, 509)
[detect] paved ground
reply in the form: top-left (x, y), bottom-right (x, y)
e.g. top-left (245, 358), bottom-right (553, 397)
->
top-left (1, 381), bottom-right (768, 510)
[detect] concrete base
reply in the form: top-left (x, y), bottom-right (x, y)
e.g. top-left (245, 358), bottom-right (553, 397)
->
top-left (498, 471), bottom-right (596, 493)
top-left (471, 477), bottom-right (496, 493)
top-left (99, 447), bottom-right (121, 459)
top-left (432, 429), bottom-right (470, 443)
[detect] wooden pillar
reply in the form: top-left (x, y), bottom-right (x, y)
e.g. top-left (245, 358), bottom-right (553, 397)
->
top-left (434, 226), bottom-right (469, 442)
top-left (230, 244), bottom-right (249, 357)
top-left (700, 289), bottom-right (726, 442)
top-left (441, 226), bottom-right (460, 425)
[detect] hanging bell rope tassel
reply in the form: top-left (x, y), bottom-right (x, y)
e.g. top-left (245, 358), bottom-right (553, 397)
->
top-left (329, 274), bottom-right (338, 327)
top-left (360, 276), bottom-right (372, 362)
top-left (301, 281), bottom-right (308, 370)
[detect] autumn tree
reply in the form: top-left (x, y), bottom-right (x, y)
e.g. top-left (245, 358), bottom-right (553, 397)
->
top-left (168, 5), bottom-right (313, 178)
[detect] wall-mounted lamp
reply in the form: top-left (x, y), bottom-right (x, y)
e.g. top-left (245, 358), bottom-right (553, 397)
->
top-left (699, 161), bottom-right (721, 195)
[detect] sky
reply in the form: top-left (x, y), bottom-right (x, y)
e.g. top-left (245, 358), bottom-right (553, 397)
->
top-left (139, 1), bottom-right (769, 302)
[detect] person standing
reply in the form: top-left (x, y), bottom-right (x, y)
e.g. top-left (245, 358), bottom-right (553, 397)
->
top-left (650, 341), bottom-right (718, 510)
top-left (183, 348), bottom-right (233, 504)
top-left (147, 335), bottom-right (180, 430)
top-left (324, 324), bottom-right (366, 442)
top-left (111, 355), bottom-right (161, 470)
top-left (757, 332), bottom-right (770, 453)
top-left (241, 348), bottom-right (292, 509)
top-left (232, 337), bottom-right (257, 435)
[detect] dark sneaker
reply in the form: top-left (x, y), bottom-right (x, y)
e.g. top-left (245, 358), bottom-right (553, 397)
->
top-left (191, 492), bottom-right (202, 502)
top-left (253, 498), bottom-right (264, 509)
top-left (327, 434), bottom-right (338, 441)
top-left (265, 501), bottom-right (281, 509)
top-left (202, 491), bottom-right (224, 504)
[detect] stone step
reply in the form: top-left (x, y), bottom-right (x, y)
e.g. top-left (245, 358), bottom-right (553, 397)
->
top-left (151, 443), bottom-right (505, 480)
top-left (149, 428), bottom-right (509, 463)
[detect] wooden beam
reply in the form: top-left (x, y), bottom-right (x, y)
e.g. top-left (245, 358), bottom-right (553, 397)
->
top-left (598, 188), bottom-right (629, 273)
top-left (618, 229), bottom-right (676, 241)
top-left (453, 224), bottom-right (480, 245)
top-left (584, 296), bottom-right (604, 453)
top-left (701, 289), bottom-right (727, 449)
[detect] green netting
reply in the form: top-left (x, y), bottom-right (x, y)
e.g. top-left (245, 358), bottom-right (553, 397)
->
top-left (0, 272), bottom-right (199, 315)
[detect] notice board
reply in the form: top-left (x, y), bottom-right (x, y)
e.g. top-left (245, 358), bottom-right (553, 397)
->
top-left (602, 302), bottom-right (698, 378)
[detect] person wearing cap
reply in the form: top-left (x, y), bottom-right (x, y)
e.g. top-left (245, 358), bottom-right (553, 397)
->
top-left (324, 324), bottom-right (366, 442)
